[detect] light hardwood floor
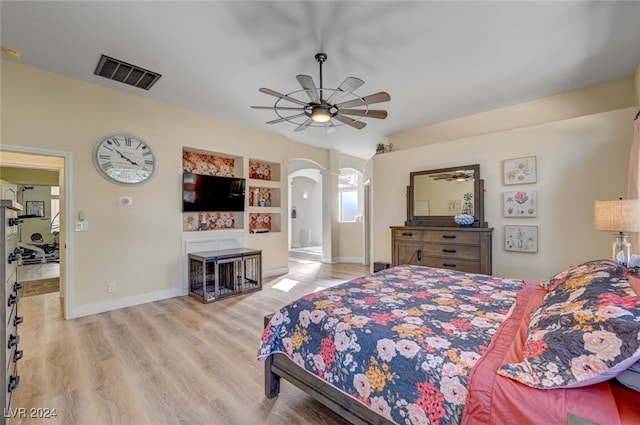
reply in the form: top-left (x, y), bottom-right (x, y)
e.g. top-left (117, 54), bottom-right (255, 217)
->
top-left (11, 260), bottom-right (370, 425)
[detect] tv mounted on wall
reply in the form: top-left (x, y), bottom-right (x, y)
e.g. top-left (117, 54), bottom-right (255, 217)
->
top-left (182, 173), bottom-right (246, 212)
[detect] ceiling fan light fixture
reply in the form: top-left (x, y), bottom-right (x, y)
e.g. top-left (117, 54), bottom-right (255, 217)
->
top-left (252, 53), bottom-right (390, 132)
top-left (311, 105), bottom-right (332, 123)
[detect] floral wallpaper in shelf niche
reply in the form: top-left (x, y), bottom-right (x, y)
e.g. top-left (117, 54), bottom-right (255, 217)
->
top-left (183, 212), bottom-right (235, 232)
top-left (249, 161), bottom-right (272, 180)
top-left (249, 188), bottom-right (272, 207)
top-left (183, 151), bottom-right (235, 176)
top-left (249, 213), bottom-right (271, 233)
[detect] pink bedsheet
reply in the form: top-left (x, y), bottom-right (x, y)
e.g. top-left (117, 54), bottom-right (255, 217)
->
top-left (462, 280), bottom-right (625, 425)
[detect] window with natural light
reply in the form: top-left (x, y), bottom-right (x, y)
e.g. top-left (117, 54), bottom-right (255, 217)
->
top-left (339, 170), bottom-right (360, 222)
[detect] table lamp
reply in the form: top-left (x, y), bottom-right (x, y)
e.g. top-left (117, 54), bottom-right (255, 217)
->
top-left (594, 199), bottom-right (640, 267)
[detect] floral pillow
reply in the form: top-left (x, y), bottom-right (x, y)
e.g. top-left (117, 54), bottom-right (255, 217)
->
top-left (498, 261), bottom-right (640, 389)
top-left (541, 259), bottom-right (622, 292)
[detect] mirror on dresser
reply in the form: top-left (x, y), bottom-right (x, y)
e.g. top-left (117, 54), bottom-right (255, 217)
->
top-left (405, 164), bottom-right (486, 227)
top-left (394, 164), bottom-right (493, 275)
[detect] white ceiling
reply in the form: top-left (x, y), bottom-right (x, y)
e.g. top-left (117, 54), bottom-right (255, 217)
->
top-left (2, 1), bottom-right (639, 159)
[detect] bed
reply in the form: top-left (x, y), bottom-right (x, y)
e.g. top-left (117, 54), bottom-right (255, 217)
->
top-left (258, 260), bottom-right (640, 425)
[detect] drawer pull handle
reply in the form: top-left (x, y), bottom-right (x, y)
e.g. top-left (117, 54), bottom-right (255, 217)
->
top-left (7, 294), bottom-right (19, 307)
top-left (14, 316), bottom-right (23, 326)
top-left (443, 263), bottom-right (457, 268)
top-left (13, 350), bottom-right (23, 362)
top-left (442, 249), bottom-right (457, 253)
top-left (8, 334), bottom-right (20, 349)
top-left (401, 232), bottom-right (413, 237)
top-left (417, 249), bottom-right (422, 261)
top-left (8, 375), bottom-right (20, 392)
top-left (442, 235), bottom-right (457, 239)
top-left (13, 282), bottom-right (24, 292)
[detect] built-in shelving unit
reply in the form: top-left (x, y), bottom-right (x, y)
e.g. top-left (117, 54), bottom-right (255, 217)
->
top-left (182, 150), bottom-right (284, 236)
top-left (247, 159), bottom-right (282, 234)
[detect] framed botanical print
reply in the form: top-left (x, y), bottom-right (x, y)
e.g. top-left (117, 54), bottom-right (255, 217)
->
top-left (503, 156), bottom-right (537, 185)
top-left (504, 225), bottom-right (538, 253)
top-left (503, 190), bottom-right (537, 217)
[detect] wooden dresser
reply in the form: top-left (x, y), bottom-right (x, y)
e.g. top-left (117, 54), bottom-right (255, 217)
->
top-left (391, 226), bottom-right (493, 275)
top-left (1, 200), bottom-right (23, 421)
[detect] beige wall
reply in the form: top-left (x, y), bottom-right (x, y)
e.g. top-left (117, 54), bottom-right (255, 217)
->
top-left (373, 104), bottom-right (637, 280)
top-left (1, 60), bottom-right (344, 318)
top-left (337, 223), bottom-right (364, 262)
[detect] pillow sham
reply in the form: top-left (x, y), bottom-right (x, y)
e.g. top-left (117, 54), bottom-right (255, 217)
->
top-left (541, 259), bottom-right (622, 292)
top-left (499, 260), bottom-right (640, 389)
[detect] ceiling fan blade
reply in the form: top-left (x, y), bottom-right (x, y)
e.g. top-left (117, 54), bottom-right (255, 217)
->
top-left (326, 77), bottom-right (364, 104)
top-left (296, 75), bottom-right (320, 103)
top-left (333, 114), bottom-right (366, 130)
top-left (336, 91), bottom-right (391, 109)
top-left (294, 118), bottom-right (314, 132)
top-left (266, 113), bottom-right (307, 124)
top-left (251, 106), bottom-right (305, 111)
top-left (259, 87), bottom-right (308, 106)
top-left (338, 109), bottom-right (388, 119)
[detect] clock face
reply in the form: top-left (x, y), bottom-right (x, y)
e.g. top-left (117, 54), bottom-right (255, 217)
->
top-left (93, 134), bottom-right (158, 185)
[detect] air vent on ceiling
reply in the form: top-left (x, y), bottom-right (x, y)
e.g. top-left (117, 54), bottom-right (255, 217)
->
top-left (94, 54), bottom-right (161, 90)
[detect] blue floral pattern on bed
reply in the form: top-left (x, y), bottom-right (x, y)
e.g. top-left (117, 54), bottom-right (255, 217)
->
top-left (258, 265), bottom-right (524, 425)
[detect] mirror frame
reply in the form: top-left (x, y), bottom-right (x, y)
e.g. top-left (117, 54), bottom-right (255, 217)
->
top-left (405, 164), bottom-right (486, 227)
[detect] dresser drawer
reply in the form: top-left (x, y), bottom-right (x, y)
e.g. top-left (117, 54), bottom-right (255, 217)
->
top-left (422, 230), bottom-right (480, 245)
top-left (420, 243), bottom-right (480, 260)
top-left (421, 256), bottom-right (482, 274)
top-left (392, 229), bottom-right (422, 243)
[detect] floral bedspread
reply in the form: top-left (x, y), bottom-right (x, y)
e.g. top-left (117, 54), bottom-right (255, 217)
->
top-left (257, 265), bottom-right (525, 425)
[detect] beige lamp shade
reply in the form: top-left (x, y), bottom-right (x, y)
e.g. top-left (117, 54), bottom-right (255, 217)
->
top-left (594, 199), bottom-right (640, 232)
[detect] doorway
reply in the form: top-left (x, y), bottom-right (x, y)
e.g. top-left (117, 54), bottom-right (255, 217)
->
top-left (288, 160), bottom-right (323, 262)
top-left (15, 183), bottom-right (61, 296)
top-left (0, 146), bottom-right (71, 319)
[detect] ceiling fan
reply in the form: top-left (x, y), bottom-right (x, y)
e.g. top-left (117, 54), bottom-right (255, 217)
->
top-left (251, 53), bottom-right (390, 133)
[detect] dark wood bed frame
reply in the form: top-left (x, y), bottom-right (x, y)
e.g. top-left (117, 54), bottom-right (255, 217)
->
top-left (263, 315), bottom-right (395, 425)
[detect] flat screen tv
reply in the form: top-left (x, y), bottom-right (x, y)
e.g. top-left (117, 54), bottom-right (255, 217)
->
top-left (182, 173), bottom-right (246, 212)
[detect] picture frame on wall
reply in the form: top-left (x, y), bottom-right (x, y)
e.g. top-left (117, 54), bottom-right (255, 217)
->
top-left (504, 225), bottom-right (538, 253)
top-left (26, 200), bottom-right (45, 217)
top-left (503, 156), bottom-right (537, 185)
top-left (503, 190), bottom-right (537, 217)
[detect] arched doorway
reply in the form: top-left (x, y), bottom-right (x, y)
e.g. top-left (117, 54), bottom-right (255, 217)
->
top-left (288, 159), bottom-right (324, 261)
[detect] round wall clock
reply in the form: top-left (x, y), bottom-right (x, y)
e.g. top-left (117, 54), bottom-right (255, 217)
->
top-left (93, 133), bottom-right (158, 185)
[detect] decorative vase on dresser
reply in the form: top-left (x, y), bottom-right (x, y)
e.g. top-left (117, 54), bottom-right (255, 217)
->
top-left (1, 200), bottom-right (24, 422)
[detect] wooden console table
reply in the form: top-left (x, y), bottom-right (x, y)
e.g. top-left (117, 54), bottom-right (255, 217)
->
top-left (188, 248), bottom-right (262, 303)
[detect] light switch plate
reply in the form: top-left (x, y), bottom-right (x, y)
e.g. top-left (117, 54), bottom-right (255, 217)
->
top-left (75, 221), bottom-right (89, 232)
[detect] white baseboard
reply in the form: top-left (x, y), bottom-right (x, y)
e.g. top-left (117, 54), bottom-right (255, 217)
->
top-left (264, 266), bottom-right (289, 278)
top-left (69, 286), bottom-right (183, 319)
top-left (70, 265), bottom-right (289, 319)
